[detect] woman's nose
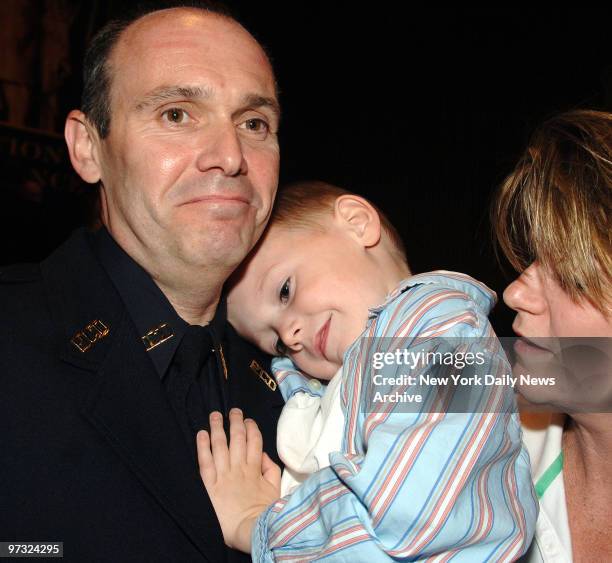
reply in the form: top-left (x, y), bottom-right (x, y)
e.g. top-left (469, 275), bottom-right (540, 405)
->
top-left (503, 278), bottom-right (523, 311)
top-left (503, 263), bottom-right (546, 315)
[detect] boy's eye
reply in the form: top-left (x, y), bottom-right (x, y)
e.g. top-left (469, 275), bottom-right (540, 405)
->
top-left (275, 338), bottom-right (289, 356)
top-left (279, 278), bottom-right (291, 304)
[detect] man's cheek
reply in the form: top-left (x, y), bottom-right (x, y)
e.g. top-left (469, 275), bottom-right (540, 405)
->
top-left (250, 147), bottom-right (279, 183)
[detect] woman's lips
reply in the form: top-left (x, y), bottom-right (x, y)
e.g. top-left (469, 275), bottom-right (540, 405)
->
top-left (513, 335), bottom-right (555, 358)
top-left (315, 317), bottom-right (331, 361)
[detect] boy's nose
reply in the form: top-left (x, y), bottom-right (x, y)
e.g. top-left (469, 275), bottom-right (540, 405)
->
top-left (280, 320), bottom-right (303, 352)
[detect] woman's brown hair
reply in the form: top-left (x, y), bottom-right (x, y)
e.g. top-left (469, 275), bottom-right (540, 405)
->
top-left (493, 110), bottom-right (612, 312)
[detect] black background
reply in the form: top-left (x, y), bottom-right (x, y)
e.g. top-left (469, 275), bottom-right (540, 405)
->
top-left (2, 1), bottom-right (611, 334)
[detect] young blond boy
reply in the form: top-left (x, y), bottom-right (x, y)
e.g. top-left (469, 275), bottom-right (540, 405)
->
top-left (198, 182), bottom-right (537, 562)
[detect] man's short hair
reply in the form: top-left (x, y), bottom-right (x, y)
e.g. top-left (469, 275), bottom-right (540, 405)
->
top-left (81, 1), bottom-right (249, 138)
top-left (493, 109), bottom-right (612, 313)
top-left (269, 180), bottom-right (408, 265)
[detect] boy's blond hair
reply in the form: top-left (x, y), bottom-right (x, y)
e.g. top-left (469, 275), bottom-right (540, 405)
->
top-left (492, 110), bottom-right (612, 313)
top-left (269, 181), bottom-right (408, 265)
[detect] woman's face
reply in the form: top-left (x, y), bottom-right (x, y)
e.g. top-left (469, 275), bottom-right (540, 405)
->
top-left (503, 262), bottom-right (612, 411)
top-left (503, 262), bottom-right (612, 339)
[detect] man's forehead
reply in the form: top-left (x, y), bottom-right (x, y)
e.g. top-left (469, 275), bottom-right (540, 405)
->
top-left (109, 8), bottom-right (275, 94)
top-left (121, 7), bottom-right (241, 46)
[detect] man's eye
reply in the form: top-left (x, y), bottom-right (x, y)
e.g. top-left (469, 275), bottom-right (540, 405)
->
top-left (279, 278), bottom-right (291, 304)
top-left (275, 338), bottom-right (288, 356)
top-left (162, 108), bottom-right (190, 124)
top-left (240, 118), bottom-right (269, 136)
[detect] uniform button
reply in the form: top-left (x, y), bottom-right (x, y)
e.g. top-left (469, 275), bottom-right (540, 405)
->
top-left (308, 378), bottom-right (322, 391)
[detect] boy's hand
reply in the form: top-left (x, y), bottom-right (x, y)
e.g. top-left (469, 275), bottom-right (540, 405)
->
top-left (197, 409), bottom-right (281, 553)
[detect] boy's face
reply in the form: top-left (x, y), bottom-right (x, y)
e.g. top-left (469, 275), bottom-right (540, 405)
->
top-left (228, 223), bottom-right (391, 379)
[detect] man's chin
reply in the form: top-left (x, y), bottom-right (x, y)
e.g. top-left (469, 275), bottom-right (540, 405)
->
top-left (183, 227), bottom-right (258, 269)
top-left (197, 199), bottom-right (253, 220)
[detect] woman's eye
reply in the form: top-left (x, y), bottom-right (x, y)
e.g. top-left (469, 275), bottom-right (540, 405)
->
top-left (275, 338), bottom-right (288, 356)
top-left (162, 108), bottom-right (190, 124)
top-left (279, 278), bottom-right (291, 304)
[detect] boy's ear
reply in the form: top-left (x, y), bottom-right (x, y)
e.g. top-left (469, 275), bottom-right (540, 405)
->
top-left (333, 195), bottom-right (381, 247)
top-left (64, 110), bottom-right (102, 184)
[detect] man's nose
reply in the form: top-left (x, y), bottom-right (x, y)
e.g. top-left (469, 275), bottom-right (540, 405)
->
top-left (195, 121), bottom-right (247, 177)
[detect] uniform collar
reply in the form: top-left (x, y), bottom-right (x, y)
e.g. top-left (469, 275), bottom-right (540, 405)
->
top-left (91, 227), bottom-right (226, 378)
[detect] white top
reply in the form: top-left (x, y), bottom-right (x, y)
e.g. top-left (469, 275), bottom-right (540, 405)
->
top-left (276, 367), bottom-right (344, 496)
top-left (520, 413), bottom-right (572, 562)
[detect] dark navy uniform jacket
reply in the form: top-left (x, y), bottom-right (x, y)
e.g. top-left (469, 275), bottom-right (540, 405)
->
top-left (0, 228), bottom-right (284, 563)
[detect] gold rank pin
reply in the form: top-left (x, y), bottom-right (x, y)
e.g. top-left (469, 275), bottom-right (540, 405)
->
top-left (71, 320), bottom-right (110, 353)
top-left (216, 345), bottom-right (229, 380)
top-left (142, 323), bottom-right (174, 351)
top-left (249, 360), bottom-right (277, 391)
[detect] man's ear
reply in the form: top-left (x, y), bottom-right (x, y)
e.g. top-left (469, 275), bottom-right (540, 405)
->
top-left (64, 110), bottom-right (102, 184)
top-left (333, 195), bottom-right (381, 247)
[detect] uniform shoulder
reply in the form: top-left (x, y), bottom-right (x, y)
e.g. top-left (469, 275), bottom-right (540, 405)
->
top-left (0, 262), bottom-right (41, 284)
top-left (0, 263), bottom-right (45, 325)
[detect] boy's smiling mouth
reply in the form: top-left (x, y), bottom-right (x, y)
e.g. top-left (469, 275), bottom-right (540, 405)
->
top-left (315, 316), bottom-right (332, 361)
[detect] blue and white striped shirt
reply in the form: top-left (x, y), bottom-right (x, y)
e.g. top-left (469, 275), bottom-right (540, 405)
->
top-left (252, 272), bottom-right (538, 562)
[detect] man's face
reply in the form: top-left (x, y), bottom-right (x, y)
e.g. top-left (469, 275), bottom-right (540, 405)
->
top-left (227, 224), bottom-right (391, 380)
top-left (94, 9), bottom-right (280, 277)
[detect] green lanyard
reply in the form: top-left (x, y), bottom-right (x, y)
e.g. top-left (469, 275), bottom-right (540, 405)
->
top-left (534, 451), bottom-right (564, 499)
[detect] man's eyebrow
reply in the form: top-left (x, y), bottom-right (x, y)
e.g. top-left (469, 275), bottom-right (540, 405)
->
top-left (134, 85), bottom-right (210, 110)
top-left (238, 93), bottom-right (281, 121)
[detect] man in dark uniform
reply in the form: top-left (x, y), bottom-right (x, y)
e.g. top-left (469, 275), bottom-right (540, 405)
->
top-left (0, 3), bottom-right (284, 562)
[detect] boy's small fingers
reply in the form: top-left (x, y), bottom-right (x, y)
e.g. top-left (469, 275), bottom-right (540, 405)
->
top-left (245, 418), bottom-right (263, 466)
top-left (196, 430), bottom-right (217, 485)
top-left (228, 408), bottom-right (247, 465)
top-left (209, 411), bottom-right (229, 470)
